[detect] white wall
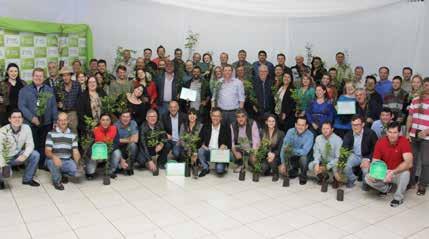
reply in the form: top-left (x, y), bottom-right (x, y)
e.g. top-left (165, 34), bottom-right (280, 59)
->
top-left (1, 0), bottom-right (428, 76)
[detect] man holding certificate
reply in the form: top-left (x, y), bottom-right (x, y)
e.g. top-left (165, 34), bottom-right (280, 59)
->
top-left (198, 108), bottom-right (232, 177)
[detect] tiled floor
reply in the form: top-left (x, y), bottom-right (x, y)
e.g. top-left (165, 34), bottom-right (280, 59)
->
top-left (1, 169), bottom-right (429, 239)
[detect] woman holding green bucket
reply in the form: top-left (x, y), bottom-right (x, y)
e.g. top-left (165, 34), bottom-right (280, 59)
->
top-left (365, 122), bottom-right (413, 207)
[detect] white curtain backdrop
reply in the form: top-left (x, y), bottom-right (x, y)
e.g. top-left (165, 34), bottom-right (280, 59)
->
top-left (0, 0), bottom-right (428, 76)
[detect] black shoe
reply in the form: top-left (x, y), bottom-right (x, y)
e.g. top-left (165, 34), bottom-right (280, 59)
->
top-left (61, 176), bottom-right (69, 184)
top-left (22, 180), bottom-right (40, 187)
top-left (390, 199), bottom-right (403, 207)
top-left (272, 173), bottom-right (280, 182)
top-left (159, 164), bottom-right (166, 170)
top-left (289, 169), bottom-right (298, 179)
top-left (299, 178), bottom-right (307, 185)
top-left (0, 181), bottom-right (5, 190)
top-left (379, 184), bottom-right (392, 198)
top-left (54, 183), bottom-right (64, 191)
top-left (86, 174), bottom-right (95, 180)
top-left (110, 173), bottom-right (117, 179)
top-left (361, 183), bottom-right (370, 192)
top-left (332, 178), bottom-right (339, 189)
top-left (199, 169), bottom-right (209, 177)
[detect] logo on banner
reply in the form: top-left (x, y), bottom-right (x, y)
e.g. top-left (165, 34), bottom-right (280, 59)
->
top-left (20, 47), bottom-right (34, 58)
top-left (4, 35), bottom-right (20, 47)
top-left (5, 47), bottom-right (20, 58)
top-left (35, 58), bottom-right (47, 68)
top-left (21, 70), bottom-right (33, 81)
top-left (21, 58), bottom-right (35, 70)
top-left (47, 47), bottom-right (59, 57)
top-left (35, 47), bottom-right (47, 58)
top-left (69, 47), bottom-right (79, 57)
top-left (20, 34), bottom-right (34, 47)
top-left (47, 35), bottom-right (58, 47)
top-left (78, 38), bottom-right (86, 48)
top-left (0, 48), bottom-right (4, 58)
top-left (34, 36), bottom-right (47, 47)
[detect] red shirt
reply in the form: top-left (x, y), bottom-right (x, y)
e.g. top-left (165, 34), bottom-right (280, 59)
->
top-left (373, 136), bottom-right (411, 170)
top-left (93, 125), bottom-right (118, 143)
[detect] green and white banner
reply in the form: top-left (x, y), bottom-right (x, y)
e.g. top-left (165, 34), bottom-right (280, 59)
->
top-left (0, 17), bottom-right (93, 81)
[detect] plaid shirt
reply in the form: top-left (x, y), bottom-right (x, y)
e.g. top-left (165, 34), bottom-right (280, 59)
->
top-left (61, 81), bottom-right (81, 111)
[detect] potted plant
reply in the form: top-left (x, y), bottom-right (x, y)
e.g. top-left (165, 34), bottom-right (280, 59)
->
top-left (243, 80), bottom-right (259, 113)
top-left (36, 92), bottom-right (53, 126)
top-left (79, 116), bottom-right (97, 181)
top-left (54, 80), bottom-right (65, 110)
top-left (335, 147), bottom-right (352, 201)
top-left (1, 128), bottom-right (13, 178)
top-left (320, 142), bottom-right (332, 193)
top-left (125, 143), bottom-right (134, 176)
top-left (290, 89), bottom-right (303, 117)
top-left (182, 132), bottom-right (200, 178)
top-left (253, 139), bottom-right (270, 182)
top-left (103, 142), bottom-right (113, 185)
top-left (145, 129), bottom-right (166, 176)
top-left (282, 144), bottom-right (293, 187)
top-left (235, 137), bottom-right (253, 181)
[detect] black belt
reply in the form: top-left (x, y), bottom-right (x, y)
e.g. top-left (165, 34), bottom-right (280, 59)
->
top-left (221, 109), bottom-right (238, 112)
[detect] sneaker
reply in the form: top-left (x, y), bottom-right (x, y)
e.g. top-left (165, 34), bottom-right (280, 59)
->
top-left (54, 183), bottom-right (64, 191)
top-left (22, 180), bottom-right (40, 187)
top-left (233, 166), bottom-right (243, 173)
top-left (390, 199), bottom-right (403, 207)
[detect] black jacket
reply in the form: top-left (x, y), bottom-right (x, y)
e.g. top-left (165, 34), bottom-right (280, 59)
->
top-left (342, 128), bottom-right (378, 159)
top-left (199, 123), bottom-right (231, 149)
top-left (160, 112), bottom-right (187, 138)
top-left (77, 89), bottom-right (107, 134)
top-left (155, 72), bottom-right (179, 105)
top-left (253, 77), bottom-right (274, 113)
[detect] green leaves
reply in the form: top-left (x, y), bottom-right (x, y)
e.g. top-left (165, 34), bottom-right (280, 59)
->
top-left (1, 128), bottom-right (13, 164)
top-left (100, 93), bottom-right (128, 115)
top-left (145, 129), bottom-right (166, 148)
top-left (254, 138), bottom-right (271, 174)
top-left (337, 147), bottom-right (351, 172)
top-left (182, 132), bottom-right (200, 161)
top-left (290, 89), bottom-right (303, 112)
top-left (36, 92), bottom-right (53, 117)
top-left (320, 141), bottom-right (332, 167)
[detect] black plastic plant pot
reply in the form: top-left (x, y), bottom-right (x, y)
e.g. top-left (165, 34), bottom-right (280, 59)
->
top-left (153, 168), bottom-right (159, 176)
top-left (239, 171), bottom-right (246, 181)
top-left (321, 181), bottom-right (328, 192)
top-left (103, 176), bottom-right (111, 185)
top-left (337, 189), bottom-right (344, 201)
top-left (283, 176), bottom-right (290, 187)
top-left (185, 164), bottom-right (191, 177)
top-left (192, 166), bottom-right (198, 179)
top-left (252, 173), bottom-right (259, 182)
top-left (1, 166), bottom-right (11, 178)
top-left (126, 169), bottom-right (134, 176)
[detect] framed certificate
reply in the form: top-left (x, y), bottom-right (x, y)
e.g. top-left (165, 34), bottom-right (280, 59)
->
top-left (180, 88), bottom-right (197, 102)
top-left (210, 149), bottom-right (230, 163)
top-left (337, 101), bottom-right (356, 115)
top-left (166, 162), bottom-right (185, 176)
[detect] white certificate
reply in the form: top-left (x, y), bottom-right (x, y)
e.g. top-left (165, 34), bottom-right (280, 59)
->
top-left (180, 88), bottom-right (197, 102)
top-left (210, 149), bottom-right (230, 163)
top-left (166, 162), bottom-right (185, 176)
top-left (337, 101), bottom-right (356, 115)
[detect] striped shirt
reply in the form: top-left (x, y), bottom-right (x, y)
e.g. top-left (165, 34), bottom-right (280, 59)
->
top-left (408, 96), bottom-right (429, 140)
top-left (45, 127), bottom-right (78, 160)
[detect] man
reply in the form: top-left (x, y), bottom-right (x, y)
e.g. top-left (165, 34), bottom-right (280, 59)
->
top-left (97, 59), bottom-right (116, 86)
top-left (198, 108), bottom-right (231, 176)
top-left (219, 52), bottom-right (229, 68)
top-left (45, 112), bottom-right (80, 190)
top-left (230, 110), bottom-right (260, 173)
top-left (383, 76), bottom-right (409, 124)
top-left (45, 61), bottom-right (60, 88)
top-left (353, 66), bottom-right (365, 89)
top-left (161, 100), bottom-right (186, 161)
top-left (365, 122), bottom-right (413, 207)
top-left (183, 60), bottom-right (194, 83)
top-left (153, 45), bottom-right (169, 67)
top-left (214, 65), bottom-right (245, 127)
top-left (182, 66), bottom-right (211, 115)
top-left (401, 67), bottom-right (413, 93)
top-left (57, 66), bottom-right (81, 134)
top-left (291, 55), bottom-right (311, 85)
top-left (406, 77), bottom-right (429, 193)
top-left (342, 115), bottom-right (378, 188)
top-left (143, 48), bottom-right (158, 74)
top-left (156, 61), bottom-right (178, 116)
top-left (71, 59), bottom-right (82, 81)
top-left (355, 88), bottom-right (382, 127)
top-left (18, 68), bottom-right (58, 168)
top-left (253, 65), bottom-right (274, 122)
top-left (114, 111), bottom-right (139, 174)
top-left (333, 52), bottom-right (353, 83)
top-left (276, 53), bottom-right (293, 80)
top-left (252, 50), bottom-right (274, 79)
top-left (138, 109), bottom-right (168, 171)
top-left (365, 75), bottom-right (383, 106)
top-left (0, 110), bottom-right (40, 189)
top-left (309, 122), bottom-right (342, 186)
top-left (115, 49), bottom-right (135, 79)
top-left (375, 66), bottom-right (392, 99)
top-left (280, 117), bottom-right (314, 185)
top-left (371, 107), bottom-right (394, 138)
top-left (86, 58), bottom-right (98, 77)
top-left (232, 50), bottom-right (253, 80)
top-left (192, 52), bottom-right (202, 66)
top-left (172, 48), bottom-right (185, 77)
top-left (108, 65), bottom-right (133, 98)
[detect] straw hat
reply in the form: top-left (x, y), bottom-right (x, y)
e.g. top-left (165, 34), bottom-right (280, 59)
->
top-left (59, 66), bottom-right (74, 76)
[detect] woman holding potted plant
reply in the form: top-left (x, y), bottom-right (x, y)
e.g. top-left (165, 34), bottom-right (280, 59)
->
top-left (260, 114), bottom-right (285, 181)
top-left (295, 74), bottom-right (315, 117)
top-left (274, 73), bottom-right (296, 132)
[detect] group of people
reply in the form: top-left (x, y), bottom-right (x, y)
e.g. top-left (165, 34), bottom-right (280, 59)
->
top-left (0, 46), bottom-right (428, 208)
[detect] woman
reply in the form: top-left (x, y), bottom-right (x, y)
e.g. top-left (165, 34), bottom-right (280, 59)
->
top-left (127, 85), bottom-right (147, 126)
top-left (297, 74), bottom-right (315, 117)
top-left (201, 53), bottom-right (214, 81)
top-left (334, 81), bottom-right (356, 137)
top-left (275, 73), bottom-right (296, 132)
top-left (173, 108), bottom-right (203, 164)
top-left (86, 113), bottom-right (128, 180)
top-left (0, 63), bottom-right (27, 125)
top-left (76, 71), bottom-right (87, 92)
top-left (94, 71), bottom-right (108, 91)
top-left (311, 56), bottom-right (327, 84)
top-left (320, 74), bottom-right (337, 102)
top-left (409, 75), bottom-right (423, 101)
top-left (273, 65), bottom-right (284, 89)
top-left (77, 76), bottom-right (107, 137)
top-left (133, 68), bottom-right (158, 109)
top-left (306, 85), bottom-right (335, 134)
top-left (210, 66), bottom-right (223, 101)
top-left (260, 114), bottom-right (285, 180)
